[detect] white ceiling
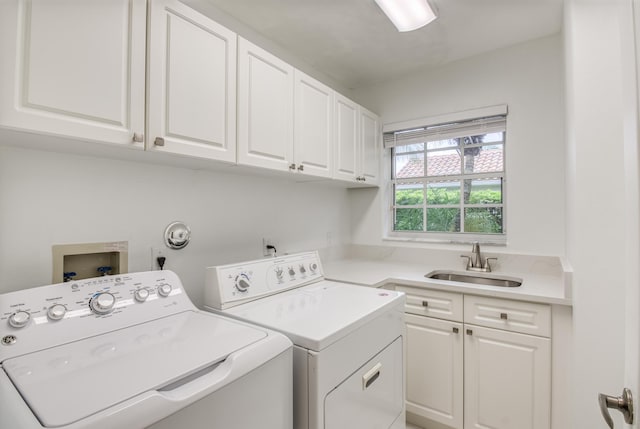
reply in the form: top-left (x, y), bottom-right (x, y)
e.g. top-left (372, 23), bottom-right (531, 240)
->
top-left (203, 0), bottom-right (564, 89)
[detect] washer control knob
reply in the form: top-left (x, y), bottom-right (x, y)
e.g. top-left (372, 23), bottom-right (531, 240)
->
top-left (235, 274), bottom-right (251, 292)
top-left (157, 284), bottom-right (172, 297)
top-left (134, 288), bottom-right (150, 302)
top-left (299, 264), bottom-right (306, 274)
top-left (309, 262), bottom-right (318, 273)
top-left (90, 293), bottom-right (116, 314)
top-left (47, 304), bottom-right (67, 321)
top-left (8, 310), bottom-right (30, 328)
top-left (275, 267), bottom-right (284, 280)
top-left (288, 267), bottom-right (296, 277)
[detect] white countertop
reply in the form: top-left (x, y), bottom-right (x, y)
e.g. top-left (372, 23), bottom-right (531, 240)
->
top-left (321, 248), bottom-right (572, 306)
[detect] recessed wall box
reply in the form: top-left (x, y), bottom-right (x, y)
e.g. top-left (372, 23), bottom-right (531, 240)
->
top-left (52, 241), bottom-right (128, 283)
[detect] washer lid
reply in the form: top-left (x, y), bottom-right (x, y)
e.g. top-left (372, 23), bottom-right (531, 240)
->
top-left (224, 281), bottom-right (404, 351)
top-left (2, 311), bottom-right (267, 427)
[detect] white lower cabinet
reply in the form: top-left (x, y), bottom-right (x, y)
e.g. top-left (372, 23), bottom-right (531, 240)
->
top-left (464, 325), bottom-right (550, 429)
top-left (406, 314), bottom-right (463, 429)
top-left (397, 285), bottom-right (551, 429)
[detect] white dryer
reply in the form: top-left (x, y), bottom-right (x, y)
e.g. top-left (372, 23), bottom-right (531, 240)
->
top-left (0, 270), bottom-right (292, 429)
top-left (205, 251), bottom-right (406, 429)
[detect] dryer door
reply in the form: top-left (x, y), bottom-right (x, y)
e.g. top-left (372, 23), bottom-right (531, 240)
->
top-left (324, 336), bottom-right (403, 429)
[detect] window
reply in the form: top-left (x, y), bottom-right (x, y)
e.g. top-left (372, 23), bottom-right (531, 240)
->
top-left (385, 110), bottom-right (506, 241)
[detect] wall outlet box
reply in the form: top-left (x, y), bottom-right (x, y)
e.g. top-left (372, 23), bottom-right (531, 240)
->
top-left (52, 241), bottom-right (128, 283)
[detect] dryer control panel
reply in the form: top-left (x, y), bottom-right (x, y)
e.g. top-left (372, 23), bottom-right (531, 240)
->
top-left (0, 270), bottom-right (193, 361)
top-left (205, 251), bottom-right (324, 310)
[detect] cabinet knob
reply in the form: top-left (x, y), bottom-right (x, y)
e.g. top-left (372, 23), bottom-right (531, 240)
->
top-left (500, 313), bottom-right (508, 320)
top-left (154, 137), bottom-right (165, 146)
top-left (421, 300), bottom-right (428, 307)
top-left (297, 165), bottom-right (304, 171)
top-left (289, 163), bottom-right (296, 170)
top-left (453, 327), bottom-right (459, 334)
top-left (466, 329), bottom-right (473, 335)
top-left (132, 133), bottom-right (144, 143)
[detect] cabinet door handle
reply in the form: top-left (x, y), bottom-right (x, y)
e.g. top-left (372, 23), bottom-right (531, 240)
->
top-left (500, 312), bottom-right (508, 320)
top-left (289, 163), bottom-right (296, 170)
top-left (154, 137), bottom-right (165, 146)
top-left (297, 164), bottom-right (304, 171)
top-left (452, 327), bottom-right (459, 334)
top-left (466, 329), bottom-right (473, 335)
top-left (421, 300), bottom-right (428, 307)
top-left (132, 133), bottom-right (144, 143)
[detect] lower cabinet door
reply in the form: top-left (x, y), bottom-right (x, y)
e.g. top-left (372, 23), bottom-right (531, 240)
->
top-left (405, 314), bottom-right (463, 429)
top-left (464, 325), bottom-right (551, 429)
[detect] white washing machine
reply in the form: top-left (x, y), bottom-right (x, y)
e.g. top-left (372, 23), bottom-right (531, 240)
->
top-left (0, 270), bottom-right (293, 429)
top-left (205, 251), bottom-right (406, 429)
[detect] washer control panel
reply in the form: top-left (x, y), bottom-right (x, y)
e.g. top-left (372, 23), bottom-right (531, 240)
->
top-left (205, 251), bottom-right (324, 310)
top-left (0, 270), bottom-right (193, 360)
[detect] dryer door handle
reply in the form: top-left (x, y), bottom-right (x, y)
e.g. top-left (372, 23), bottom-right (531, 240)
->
top-left (362, 362), bottom-right (382, 390)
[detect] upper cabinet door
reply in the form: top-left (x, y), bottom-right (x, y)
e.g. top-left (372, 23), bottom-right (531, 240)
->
top-left (0, 0), bottom-right (146, 147)
top-left (294, 70), bottom-right (334, 178)
top-left (359, 106), bottom-right (380, 185)
top-left (237, 37), bottom-right (294, 171)
top-left (333, 93), bottom-right (359, 182)
top-left (147, 0), bottom-right (236, 162)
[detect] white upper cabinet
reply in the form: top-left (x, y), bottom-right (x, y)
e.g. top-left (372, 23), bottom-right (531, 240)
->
top-left (0, 1), bottom-right (378, 185)
top-left (334, 94), bottom-right (359, 182)
top-left (293, 70), bottom-right (334, 178)
top-left (147, 0), bottom-right (236, 162)
top-left (359, 106), bottom-right (380, 185)
top-left (333, 94), bottom-right (380, 186)
top-left (237, 37), bottom-right (294, 171)
top-left (0, 0), bottom-right (146, 147)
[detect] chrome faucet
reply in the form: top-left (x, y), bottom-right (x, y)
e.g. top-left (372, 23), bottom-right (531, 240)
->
top-left (461, 242), bottom-right (497, 272)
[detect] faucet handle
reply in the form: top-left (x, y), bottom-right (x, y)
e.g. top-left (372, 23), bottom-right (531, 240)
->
top-left (460, 255), bottom-right (471, 269)
top-left (485, 257), bottom-right (498, 271)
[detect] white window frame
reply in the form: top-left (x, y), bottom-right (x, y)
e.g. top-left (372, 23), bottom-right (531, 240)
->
top-left (383, 105), bottom-right (508, 245)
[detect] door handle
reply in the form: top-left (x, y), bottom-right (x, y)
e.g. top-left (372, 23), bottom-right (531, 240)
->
top-left (598, 388), bottom-right (634, 428)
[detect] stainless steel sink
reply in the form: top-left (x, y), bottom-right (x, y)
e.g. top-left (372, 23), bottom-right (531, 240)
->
top-left (425, 270), bottom-right (522, 287)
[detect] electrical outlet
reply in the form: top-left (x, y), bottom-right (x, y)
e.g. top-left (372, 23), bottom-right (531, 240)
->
top-left (150, 247), bottom-right (164, 270)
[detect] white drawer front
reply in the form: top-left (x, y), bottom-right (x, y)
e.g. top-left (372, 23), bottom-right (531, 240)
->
top-left (396, 286), bottom-right (463, 322)
top-left (464, 295), bottom-right (551, 337)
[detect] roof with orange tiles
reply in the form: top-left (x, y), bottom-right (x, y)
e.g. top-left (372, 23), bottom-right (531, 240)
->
top-left (396, 149), bottom-right (503, 178)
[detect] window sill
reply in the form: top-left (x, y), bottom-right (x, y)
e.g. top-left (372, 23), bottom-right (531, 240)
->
top-left (383, 233), bottom-right (507, 246)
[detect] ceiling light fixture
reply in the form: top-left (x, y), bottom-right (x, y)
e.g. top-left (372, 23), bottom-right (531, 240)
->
top-left (374, 0), bottom-right (437, 32)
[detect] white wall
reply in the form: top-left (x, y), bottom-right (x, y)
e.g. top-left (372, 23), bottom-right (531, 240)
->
top-left (350, 34), bottom-right (565, 256)
top-left (564, 0), bottom-right (634, 427)
top-left (0, 145), bottom-right (351, 307)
